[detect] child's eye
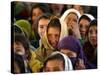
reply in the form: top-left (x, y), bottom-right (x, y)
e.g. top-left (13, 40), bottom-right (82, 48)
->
top-left (39, 26), bottom-right (44, 29)
top-left (73, 19), bottom-right (77, 22)
top-left (89, 30), bottom-right (93, 34)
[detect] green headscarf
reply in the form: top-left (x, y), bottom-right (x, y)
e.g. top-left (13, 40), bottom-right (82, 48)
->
top-left (15, 19), bottom-right (31, 39)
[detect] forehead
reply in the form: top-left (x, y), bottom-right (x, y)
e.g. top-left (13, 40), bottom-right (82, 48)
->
top-left (39, 18), bottom-right (49, 23)
top-left (79, 19), bottom-right (90, 25)
top-left (89, 25), bottom-right (97, 30)
top-left (32, 7), bottom-right (43, 13)
top-left (46, 59), bottom-right (63, 67)
top-left (67, 12), bottom-right (78, 18)
top-left (47, 27), bottom-right (60, 34)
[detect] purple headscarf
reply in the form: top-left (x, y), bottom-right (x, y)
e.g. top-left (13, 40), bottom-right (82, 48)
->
top-left (58, 35), bottom-right (95, 69)
top-left (58, 36), bottom-right (84, 59)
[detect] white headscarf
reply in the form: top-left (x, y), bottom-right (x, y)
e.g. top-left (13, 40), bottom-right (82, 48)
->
top-left (79, 13), bottom-right (95, 22)
top-left (51, 51), bottom-right (73, 71)
top-left (60, 9), bottom-right (81, 40)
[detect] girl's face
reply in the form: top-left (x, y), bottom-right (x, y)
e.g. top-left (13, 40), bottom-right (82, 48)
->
top-left (38, 18), bottom-right (50, 38)
top-left (44, 59), bottom-right (64, 72)
top-left (79, 19), bottom-right (90, 39)
top-left (88, 25), bottom-right (97, 46)
top-left (14, 42), bottom-right (25, 55)
top-left (65, 13), bottom-right (78, 30)
top-left (32, 8), bottom-right (43, 22)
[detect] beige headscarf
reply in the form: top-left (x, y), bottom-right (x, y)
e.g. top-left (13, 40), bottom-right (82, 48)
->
top-left (60, 8), bottom-right (81, 39)
top-left (41, 17), bottom-right (70, 50)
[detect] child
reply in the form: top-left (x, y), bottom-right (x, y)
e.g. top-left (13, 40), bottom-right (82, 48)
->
top-left (12, 34), bottom-right (42, 73)
top-left (12, 34), bottom-right (31, 73)
top-left (43, 51), bottom-right (73, 72)
top-left (58, 36), bottom-right (86, 70)
top-left (83, 19), bottom-right (97, 69)
top-left (78, 14), bottom-right (95, 45)
top-left (60, 9), bottom-right (81, 39)
top-left (36, 13), bottom-right (52, 46)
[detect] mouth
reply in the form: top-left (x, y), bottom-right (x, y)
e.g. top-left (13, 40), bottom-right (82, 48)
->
top-left (90, 38), bottom-right (97, 44)
top-left (80, 32), bottom-right (85, 35)
top-left (91, 38), bottom-right (96, 42)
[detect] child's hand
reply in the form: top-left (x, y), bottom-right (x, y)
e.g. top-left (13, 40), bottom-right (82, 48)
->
top-left (71, 23), bottom-right (81, 39)
top-left (75, 58), bottom-right (85, 70)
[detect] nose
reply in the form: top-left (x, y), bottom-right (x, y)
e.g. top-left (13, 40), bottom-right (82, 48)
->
top-left (68, 19), bottom-right (73, 26)
top-left (51, 35), bottom-right (57, 43)
top-left (91, 32), bottom-right (97, 38)
top-left (80, 27), bottom-right (86, 34)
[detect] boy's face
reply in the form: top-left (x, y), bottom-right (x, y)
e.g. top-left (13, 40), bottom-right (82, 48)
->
top-left (44, 59), bottom-right (64, 72)
top-left (79, 19), bottom-right (90, 39)
top-left (88, 25), bottom-right (97, 46)
top-left (47, 27), bottom-right (60, 48)
top-left (38, 18), bottom-right (50, 38)
top-left (14, 42), bottom-right (25, 55)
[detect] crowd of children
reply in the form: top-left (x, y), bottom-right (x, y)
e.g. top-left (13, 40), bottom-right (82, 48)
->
top-left (11, 1), bottom-right (97, 73)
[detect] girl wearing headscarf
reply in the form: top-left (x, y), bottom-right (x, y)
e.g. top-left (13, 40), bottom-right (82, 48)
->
top-left (43, 51), bottom-right (73, 72)
top-left (58, 36), bottom-right (86, 70)
top-left (14, 20), bottom-right (42, 72)
top-left (78, 14), bottom-right (95, 45)
top-left (34, 17), bottom-right (68, 71)
top-left (30, 3), bottom-right (52, 48)
top-left (15, 19), bottom-right (39, 48)
top-left (60, 8), bottom-right (81, 39)
top-left (83, 20), bottom-right (97, 69)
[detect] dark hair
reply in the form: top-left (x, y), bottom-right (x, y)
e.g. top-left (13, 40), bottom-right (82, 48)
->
top-left (79, 15), bottom-right (91, 23)
top-left (34, 13), bottom-right (52, 38)
top-left (89, 19), bottom-right (97, 27)
top-left (47, 17), bottom-right (61, 32)
top-left (30, 3), bottom-right (52, 23)
top-left (83, 20), bottom-right (97, 67)
top-left (12, 25), bottom-right (23, 34)
top-left (37, 13), bottom-right (52, 24)
top-left (43, 53), bottom-right (65, 70)
top-left (13, 53), bottom-right (26, 73)
top-left (13, 53), bottom-right (32, 73)
top-left (14, 34), bottom-right (29, 52)
top-left (86, 19), bottom-right (97, 37)
top-left (30, 3), bottom-right (52, 43)
top-left (13, 2), bottom-right (29, 20)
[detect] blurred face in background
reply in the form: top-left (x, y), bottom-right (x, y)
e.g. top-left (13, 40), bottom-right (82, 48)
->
top-left (32, 7), bottom-right (43, 23)
top-left (73, 5), bottom-right (84, 15)
top-left (79, 19), bottom-right (90, 39)
top-left (38, 18), bottom-right (50, 38)
top-left (47, 27), bottom-right (60, 48)
top-left (50, 4), bottom-right (64, 17)
top-left (88, 25), bottom-right (97, 46)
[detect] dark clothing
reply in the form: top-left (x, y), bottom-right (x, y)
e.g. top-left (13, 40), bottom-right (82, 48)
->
top-left (83, 41), bottom-right (97, 69)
